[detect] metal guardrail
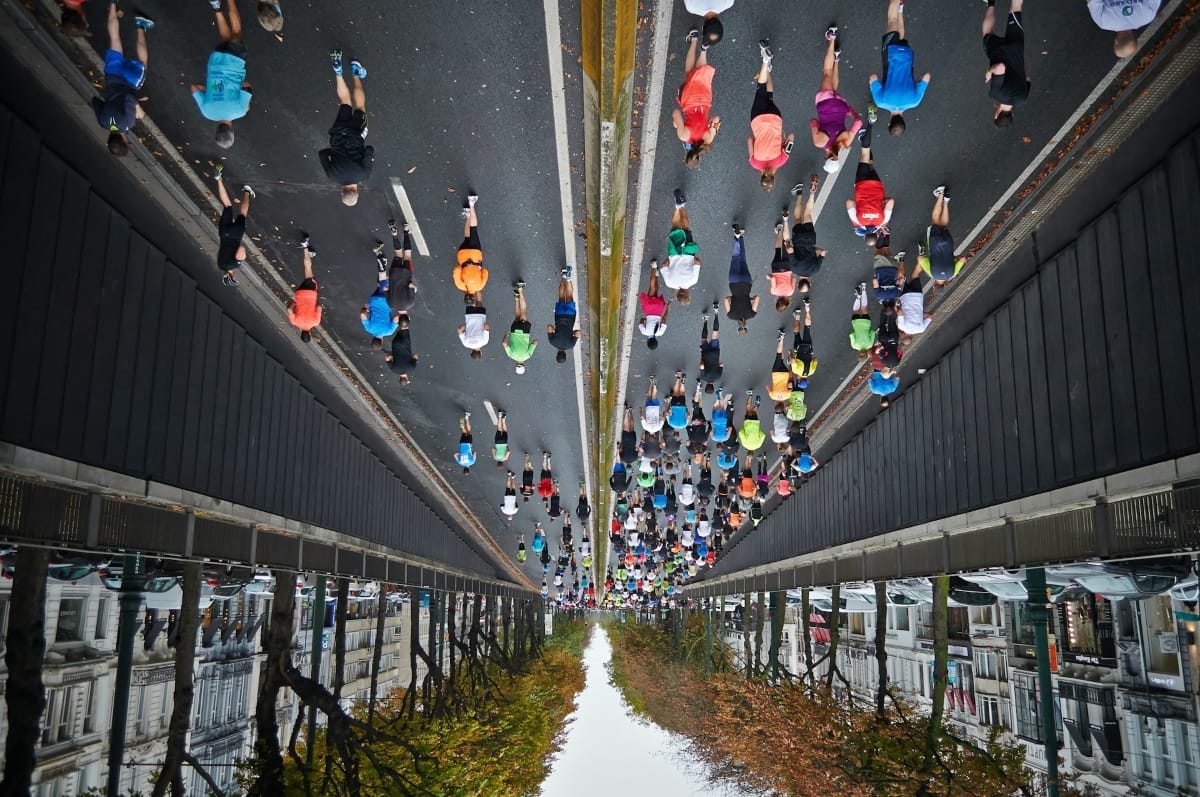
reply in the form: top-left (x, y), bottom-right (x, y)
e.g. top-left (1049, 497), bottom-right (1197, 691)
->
top-left (0, 473), bottom-right (535, 600)
top-left (687, 482), bottom-right (1200, 597)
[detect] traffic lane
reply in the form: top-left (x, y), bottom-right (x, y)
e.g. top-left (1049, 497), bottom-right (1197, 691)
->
top-left (76, 0), bottom-right (589, 578)
top-left (629, 0), bottom-right (1116, 420)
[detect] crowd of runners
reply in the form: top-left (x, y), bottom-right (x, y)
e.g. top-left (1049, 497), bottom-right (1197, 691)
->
top-left (86, 0), bottom-right (1162, 607)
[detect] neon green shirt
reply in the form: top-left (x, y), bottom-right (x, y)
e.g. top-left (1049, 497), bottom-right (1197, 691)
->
top-left (850, 318), bottom-right (875, 352)
top-left (738, 419), bottom-right (765, 451)
top-left (786, 392), bottom-right (807, 422)
top-left (504, 331), bottom-right (537, 362)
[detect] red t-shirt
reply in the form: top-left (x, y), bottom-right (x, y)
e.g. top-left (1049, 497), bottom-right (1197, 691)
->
top-left (854, 180), bottom-right (886, 226)
top-left (289, 287), bottom-right (322, 331)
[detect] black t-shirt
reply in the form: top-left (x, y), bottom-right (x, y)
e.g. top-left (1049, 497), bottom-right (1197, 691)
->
top-left (928, 226), bottom-right (956, 281)
top-left (687, 421), bottom-right (710, 445)
top-left (610, 467), bottom-right (632, 492)
top-left (791, 250), bottom-right (824, 277)
top-left (388, 263), bottom-right (416, 312)
top-left (699, 342), bottom-right (722, 382)
top-left (727, 282), bottom-right (757, 321)
top-left (641, 434), bottom-right (661, 459)
top-left (389, 330), bottom-right (417, 374)
top-left (217, 208), bottom-right (246, 269)
top-left (93, 78), bottom-right (137, 132)
top-left (319, 143), bottom-right (375, 184)
top-left (986, 33), bottom-right (1030, 106)
top-left (619, 430), bottom-right (638, 463)
top-left (549, 315), bottom-right (578, 350)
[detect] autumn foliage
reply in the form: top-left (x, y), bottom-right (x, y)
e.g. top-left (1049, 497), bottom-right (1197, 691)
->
top-left (608, 615), bottom-right (1078, 797)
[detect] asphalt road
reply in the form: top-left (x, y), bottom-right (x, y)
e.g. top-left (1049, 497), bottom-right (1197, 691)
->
top-left (75, 0), bottom-right (588, 586)
top-left (627, 0), bottom-right (1115, 431)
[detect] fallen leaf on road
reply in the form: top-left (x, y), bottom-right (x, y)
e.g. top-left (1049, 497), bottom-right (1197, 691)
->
top-left (1021, 136), bottom-right (1031, 143)
top-left (408, 166), bottom-right (417, 174)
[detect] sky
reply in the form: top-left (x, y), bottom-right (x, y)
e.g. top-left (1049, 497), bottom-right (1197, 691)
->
top-left (539, 626), bottom-right (753, 797)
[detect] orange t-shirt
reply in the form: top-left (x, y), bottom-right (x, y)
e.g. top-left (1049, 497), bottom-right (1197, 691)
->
top-left (453, 252), bottom-right (488, 294)
top-left (768, 372), bottom-right (791, 401)
top-left (679, 64), bottom-right (716, 142)
top-left (769, 271), bottom-right (796, 297)
top-left (750, 114), bottom-right (785, 165)
top-left (288, 288), bottom-right (322, 331)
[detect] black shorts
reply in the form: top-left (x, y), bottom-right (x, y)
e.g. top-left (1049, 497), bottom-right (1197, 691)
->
top-left (750, 83), bottom-right (781, 119)
top-left (219, 206), bottom-right (247, 235)
top-left (510, 319), bottom-right (532, 334)
top-left (772, 249), bottom-right (790, 268)
top-left (983, 13), bottom-right (1024, 60)
top-left (691, 405), bottom-right (706, 422)
top-left (215, 41), bottom-right (247, 59)
top-left (297, 278), bottom-right (318, 292)
top-left (495, 430), bottom-right (508, 443)
top-left (459, 433), bottom-right (472, 444)
top-left (460, 229), bottom-right (481, 250)
top-left (855, 163), bottom-right (880, 183)
top-left (332, 104), bottom-right (367, 134)
top-left (670, 395), bottom-right (686, 407)
top-left (791, 222), bottom-right (817, 250)
top-left (902, 274), bottom-right (924, 294)
top-left (465, 305), bottom-right (487, 316)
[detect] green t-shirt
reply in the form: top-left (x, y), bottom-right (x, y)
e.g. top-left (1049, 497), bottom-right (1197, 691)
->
top-left (850, 317), bottom-right (876, 352)
top-left (636, 469), bottom-right (655, 488)
top-left (738, 419), bottom-right (765, 451)
top-left (504, 331), bottom-right (536, 362)
top-left (786, 392), bottom-right (808, 422)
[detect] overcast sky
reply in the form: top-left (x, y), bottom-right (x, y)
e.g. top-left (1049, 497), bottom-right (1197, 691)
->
top-left (539, 626), bottom-right (752, 797)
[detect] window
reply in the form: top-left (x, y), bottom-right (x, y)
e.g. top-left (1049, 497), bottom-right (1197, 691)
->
top-left (134, 686), bottom-right (147, 738)
top-left (41, 687), bottom-right (74, 746)
top-left (82, 682), bottom-right (96, 733)
top-left (890, 607), bottom-right (910, 632)
top-left (159, 683), bottom-right (170, 729)
top-left (971, 604), bottom-right (996, 626)
top-left (975, 650), bottom-right (1006, 681)
top-left (56, 598), bottom-right (85, 642)
top-left (978, 695), bottom-right (1007, 728)
top-left (94, 597), bottom-right (109, 640)
top-left (1013, 677), bottom-right (1041, 741)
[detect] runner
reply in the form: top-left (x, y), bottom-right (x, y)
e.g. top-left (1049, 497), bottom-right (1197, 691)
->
top-left (638, 260), bottom-right (671, 349)
top-left (738, 390), bottom-right (766, 452)
top-left (789, 174), bottom-right (826, 293)
top-left (619, 405), bottom-right (639, 464)
top-left (672, 30), bottom-right (720, 168)
top-left (869, 0), bottom-right (931, 137)
top-left (983, 0), bottom-right (1031, 128)
top-left (686, 379), bottom-right (712, 457)
top-left (747, 40), bottom-right (794, 191)
top-left (59, 0), bottom-right (90, 37)
top-left (454, 412), bottom-right (476, 474)
top-left (286, 234), bottom-right (321, 342)
top-left (870, 367), bottom-right (900, 408)
top-left (667, 371), bottom-right (690, 432)
top-left (845, 121), bottom-right (894, 247)
top-left (872, 240), bottom-right (905, 305)
top-left (875, 298), bottom-right (904, 369)
top-left (576, 481), bottom-right (592, 523)
top-left (711, 388), bottom-right (732, 446)
top-left (546, 480), bottom-right (562, 519)
top-left (547, 267), bottom-right (580, 363)
top-left (211, 164), bottom-right (253, 287)
top-left (684, 0), bottom-right (728, 47)
top-left (93, 3), bottom-right (154, 157)
top-left (516, 534), bottom-right (527, 563)
top-left (384, 315), bottom-right (418, 385)
top-left (640, 375), bottom-right (665, 435)
top-left (663, 189), bottom-right (701, 304)
top-left (923, 186), bottom-right (969, 287)
top-left (849, 281), bottom-right (876, 360)
top-left (723, 226), bottom-right (759, 334)
top-left (457, 300), bottom-right (489, 359)
top-left (385, 218), bottom-right (418, 312)
top-left (771, 400), bottom-right (790, 448)
top-left (789, 300), bottom-right (818, 380)
top-left (897, 252), bottom-right (933, 338)
top-left (503, 281), bottom-right (537, 374)
top-left (191, 0), bottom-right (252, 148)
top-left (453, 192), bottom-right (487, 300)
top-left (319, 50), bottom-right (372, 206)
top-left (520, 453), bottom-right (536, 502)
top-left (769, 211), bottom-right (797, 313)
top-left (697, 306), bottom-right (723, 387)
top-left (492, 410), bottom-right (511, 467)
top-left (537, 452), bottom-right (555, 501)
top-left (1088, 0), bottom-right (1159, 58)
top-left (360, 241), bottom-right (399, 350)
top-left (766, 331), bottom-right (793, 405)
top-left (810, 25), bottom-right (863, 173)
top-left (610, 461), bottom-right (633, 494)
top-left (501, 472), bottom-right (520, 519)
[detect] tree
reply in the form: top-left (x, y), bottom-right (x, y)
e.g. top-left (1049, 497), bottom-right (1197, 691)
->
top-left (916, 574), bottom-right (950, 797)
top-left (873, 580), bottom-right (889, 719)
top-left (753, 591), bottom-right (765, 676)
top-left (367, 587), bottom-right (388, 730)
top-left (248, 568), bottom-right (297, 797)
top-left (742, 592), bottom-right (752, 678)
top-left (1, 545), bottom-right (50, 797)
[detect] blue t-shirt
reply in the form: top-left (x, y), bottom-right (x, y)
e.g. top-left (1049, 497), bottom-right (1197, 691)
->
top-left (869, 371), bottom-right (900, 396)
top-left (362, 296), bottom-right (398, 338)
top-left (531, 533), bottom-right (545, 552)
top-left (193, 51), bottom-right (252, 121)
top-left (711, 410), bottom-right (730, 442)
top-left (874, 266), bottom-right (903, 302)
top-left (798, 453), bottom-right (817, 473)
top-left (870, 46), bottom-right (928, 112)
top-left (455, 443), bottom-right (476, 468)
top-left (667, 404), bottom-right (688, 429)
top-left (716, 451), bottom-right (739, 471)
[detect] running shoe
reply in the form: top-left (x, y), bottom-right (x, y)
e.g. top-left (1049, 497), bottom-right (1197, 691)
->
top-left (213, 162), bottom-right (223, 181)
top-left (387, 218), bottom-right (399, 237)
top-left (372, 241), bottom-right (384, 257)
top-left (562, 265), bottom-right (573, 279)
top-left (350, 60), bottom-right (367, 79)
top-left (867, 103), bottom-right (879, 125)
top-left (918, 241), bottom-right (929, 259)
top-left (793, 308), bottom-right (803, 320)
top-left (242, 185), bottom-right (255, 199)
top-left (825, 26), bottom-right (838, 41)
top-left (790, 183), bottom-right (804, 196)
top-left (329, 49), bottom-right (343, 77)
top-left (134, 12), bottom-right (155, 30)
top-left (673, 188), bottom-right (686, 208)
top-left (685, 28), bottom-right (699, 43)
top-left (933, 185), bottom-right (946, 197)
top-left (467, 192), bottom-right (479, 207)
top-left (221, 273), bottom-right (239, 287)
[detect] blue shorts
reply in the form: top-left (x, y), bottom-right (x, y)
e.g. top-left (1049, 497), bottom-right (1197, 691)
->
top-left (105, 50), bottom-right (146, 89)
top-left (645, 398), bottom-right (660, 407)
top-left (555, 301), bottom-right (577, 316)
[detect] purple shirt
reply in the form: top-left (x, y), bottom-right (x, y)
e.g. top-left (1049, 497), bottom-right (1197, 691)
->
top-left (816, 93), bottom-right (852, 141)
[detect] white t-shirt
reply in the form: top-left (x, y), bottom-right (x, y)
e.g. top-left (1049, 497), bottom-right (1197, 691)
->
top-left (697, 518), bottom-right (712, 538)
top-left (1087, 0), bottom-right (1159, 30)
top-left (501, 494), bottom-right (519, 516)
top-left (678, 482), bottom-right (696, 505)
top-left (628, 529), bottom-right (640, 547)
top-left (680, 526), bottom-right (695, 547)
top-left (662, 255), bottom-right (700, 290)
top-left (637, 457), bottom-right (655, 474)
top-left (638, 316), bottom-right (666, 338)
top-left (684, 0), bottom-right (734, 13)
top-left (771, 411), bottom-right (789, 443)
top-left (459, 313), bottom-right (490, 349)
top-left (897, 292), bottom-right (931, 335)
top-left (642, 403), bottom-right (665, 432)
